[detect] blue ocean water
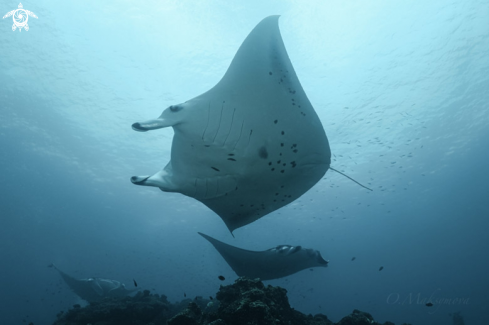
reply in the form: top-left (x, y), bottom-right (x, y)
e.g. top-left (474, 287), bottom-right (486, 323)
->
top-left (1, 1), bottom-right (488, 324)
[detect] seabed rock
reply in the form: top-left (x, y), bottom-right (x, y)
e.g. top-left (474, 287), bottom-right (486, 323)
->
top-left (52, 289), bottom-right (175, 325)
top-left (52, 277), bottom-right (409, 325)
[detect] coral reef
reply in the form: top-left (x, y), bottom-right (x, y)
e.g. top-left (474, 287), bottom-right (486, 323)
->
top-left (52, 289), bottom-right (175, 325)
top-left (52, 277), bottom-right (409, 325)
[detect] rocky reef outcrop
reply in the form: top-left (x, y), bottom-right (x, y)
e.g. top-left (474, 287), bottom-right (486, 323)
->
top-left (52, 277), bottom-right (411, 325)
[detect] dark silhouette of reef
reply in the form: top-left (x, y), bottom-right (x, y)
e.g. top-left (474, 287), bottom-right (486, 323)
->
top-left (52, 277), bottom-right (411, 325)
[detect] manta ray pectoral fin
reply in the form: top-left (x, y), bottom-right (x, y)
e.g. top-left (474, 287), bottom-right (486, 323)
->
top-left (132, 118), bottom-right (172, 132)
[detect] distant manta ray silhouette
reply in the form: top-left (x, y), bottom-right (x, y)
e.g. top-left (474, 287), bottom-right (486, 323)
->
top-left (131, 15), bottom-right (331, 233)
top-left (49, 264), bottom-right (137, 302)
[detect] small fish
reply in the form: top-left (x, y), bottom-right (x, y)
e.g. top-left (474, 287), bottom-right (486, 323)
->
top-left (133, 279), bottom-right (138, 287)
top-left (351, 257), bottom-right (356, 261)
top-left (184, 292), bottom-right (186, 297)
top-left (426, 302), bottom-right (433, 307)
top-left (209, 296), bottom-right (213, 300)
top-left (379, 266), bottom-right (384, 271)
top-left (218, 275), bottom-right (225, 281)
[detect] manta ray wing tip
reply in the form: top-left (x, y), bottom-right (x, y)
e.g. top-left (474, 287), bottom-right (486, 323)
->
top-left (198, 232), bottom-right (211, 241)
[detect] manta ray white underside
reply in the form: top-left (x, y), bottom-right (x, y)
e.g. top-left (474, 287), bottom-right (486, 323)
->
top-left (131, 16), bottom-right (331, 232)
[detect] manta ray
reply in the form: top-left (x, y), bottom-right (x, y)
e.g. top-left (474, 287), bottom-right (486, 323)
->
top-left (199, 232), bottom-right (328, 280)
top-left (131, 16), bottom-right (331, 232)
top-left (49, 264), bottom-right (137, 302)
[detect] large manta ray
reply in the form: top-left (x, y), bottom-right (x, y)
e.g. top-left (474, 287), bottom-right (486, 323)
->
top-left (199, 232), bottom-right (328, 280)
top-left (49, 264), bottom-right (137, 302)
top-left (131, 16), bottom-right (331, 232)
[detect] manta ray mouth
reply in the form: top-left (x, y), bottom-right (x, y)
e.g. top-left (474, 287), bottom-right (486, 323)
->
top-left (130, 176), bottom-right (150, 185)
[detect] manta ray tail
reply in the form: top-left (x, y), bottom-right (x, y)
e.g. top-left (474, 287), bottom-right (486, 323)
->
top-left (329, 167), bottom-right (373, 191)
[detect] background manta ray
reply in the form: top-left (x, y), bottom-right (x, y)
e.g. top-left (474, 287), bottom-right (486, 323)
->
top-left (131, 16), bottom-right (331, 232)
top-left (49, 264), bottom-right (137, 303)
top-left (199, 232), bottom-right (328, 280)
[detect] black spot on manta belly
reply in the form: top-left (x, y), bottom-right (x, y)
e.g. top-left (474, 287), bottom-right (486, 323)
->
top-left (258, 146), bottom-right (268, 159)
top-left (211, 167), bottom-right (220, 171)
